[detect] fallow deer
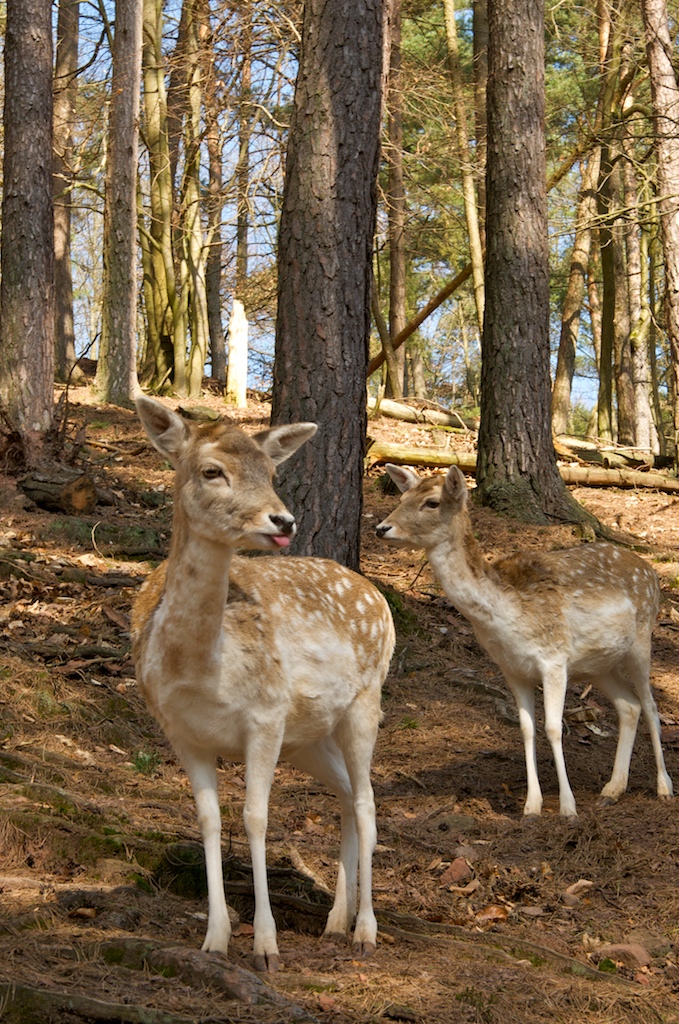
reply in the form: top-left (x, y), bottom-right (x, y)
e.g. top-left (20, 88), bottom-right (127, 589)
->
top-left (132, 397), bottom-right (394, 971)
top-left (376, 463), bottom-right (673, 818)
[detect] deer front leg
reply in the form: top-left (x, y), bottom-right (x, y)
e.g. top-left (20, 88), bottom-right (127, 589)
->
top-left (505, 676), bottom-right (543, 817)
top-left (541, 664), bottom-right (577, 818)
top-left (244, 735), bottom-right (283, 973)
top-left (182, 752), bottom-right (231, 954)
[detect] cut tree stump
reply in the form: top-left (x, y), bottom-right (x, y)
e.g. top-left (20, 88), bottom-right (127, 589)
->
top-left (21, 466), bottom-right (97, 514)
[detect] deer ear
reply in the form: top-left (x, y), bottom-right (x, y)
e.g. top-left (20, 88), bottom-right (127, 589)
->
top-left (136, 396), bottom-right (190, 466)
top-left (443, 465), bottom-right (468, 507)
top-left (254, 423), bottom-right (318, 466)
top-left (385, 464), bottom-right (420, 493)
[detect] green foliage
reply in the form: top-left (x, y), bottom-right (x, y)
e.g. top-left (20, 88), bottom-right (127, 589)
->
top-left (131, 750), bottom-right (162, 776)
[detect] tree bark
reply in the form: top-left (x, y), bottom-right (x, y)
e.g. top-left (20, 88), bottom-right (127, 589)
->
top-left (551, 150), bottom-right (600, 435)
top-left (641, 0), bottom-right (679, 460)
top-left (53, 0), bottom-right (83, 385)
top-left (476, 0), bottom-right (578, 523)
top-left (385, 0), bottom-right (406, 398)
top-left (272, 0), bottom-right (385, 569)
top-left (141, 0), bottom-right (180, 391)
top-left (200, 0), bottom-right (226, 383)
top-left (95, 0), bottom-right (143, 406)
top-left (444, 0), bottom-right (485, 332)
top-left (0, 0), bottom-right (55, 465)
top-left (225, 299), bottom-right (248, 407)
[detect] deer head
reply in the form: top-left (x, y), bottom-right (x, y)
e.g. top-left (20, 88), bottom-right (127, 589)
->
top-left (375, 464), bottom-right (470, 551)
top-left (136, 396), bottom-right (317, 551)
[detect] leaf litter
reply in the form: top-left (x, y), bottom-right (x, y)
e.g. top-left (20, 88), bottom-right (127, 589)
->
top-left (0, 386), bottom-right (678, 1023)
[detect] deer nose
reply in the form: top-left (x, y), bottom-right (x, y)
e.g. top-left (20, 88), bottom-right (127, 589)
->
top-left (375, 523), bottom-right (391, 539)
top-left (269, 513), bottom-right (296, 537)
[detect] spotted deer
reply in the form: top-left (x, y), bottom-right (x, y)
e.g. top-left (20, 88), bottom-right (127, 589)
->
top-left (376, 464), bottom-right (673, 818)
top-left (132, 397), bottom-right (394, 971)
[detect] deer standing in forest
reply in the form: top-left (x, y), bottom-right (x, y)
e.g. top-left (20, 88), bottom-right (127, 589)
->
top-left (132, 397), bottom-right (394, 971)
top-left (376, 464), bottom-right (673, 818)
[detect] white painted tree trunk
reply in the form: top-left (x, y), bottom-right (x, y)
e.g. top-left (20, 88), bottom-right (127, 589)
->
top-left (225, 299), bottom-right (248, 407)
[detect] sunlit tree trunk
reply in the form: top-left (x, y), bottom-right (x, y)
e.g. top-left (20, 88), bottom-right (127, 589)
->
top-left (551, 150), bottom-right (600, 435)
top-left (53, 0), bottom-right (83, 384)
top-left (95, 0), bottom-right (143, 406)
top-left (384, 0), bottom-right (406, 398)
top-left (642, 0), bottom-right (679, 458)
top-left (473, 0), bottom-right (488, 242)
top-left (181, 0), bottom-right (209, 398)
top-left (142, 0), bottom-right (181, 391)
top-left (0, 0), bottom-right (54, 464)
top-left (444, 0), bottom-right (484, 332)
top-left (200, 0), bottom-right (226, 382)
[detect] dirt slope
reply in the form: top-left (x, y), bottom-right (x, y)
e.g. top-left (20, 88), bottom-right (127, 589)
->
top-left (1, 387), bottom-right (678, 1024)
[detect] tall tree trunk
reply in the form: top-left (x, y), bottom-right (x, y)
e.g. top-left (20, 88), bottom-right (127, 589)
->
top-left (472, 0), bottom-right (488, 243)
top-left (0, 0), bottom-right (54, 464)
top-left (641, 0), bottom-right (679, 459)
top-left (610, 158), bottom-right (634, 446)
top-left (53, 0), bottom-right (83, 384)
top-left (95, 0), bottom-right (143, 406)
top-left (236, 2), bottom-right (253, 299)
top-left (142, 0), bottom-right (181, 391)
top-left (181, 0), bottom-right (209, 398)
top-left (444, 0), bottom-right (485, 332)
top-left (477, 0), bottom-right (580, 523)
top-left (384, 0), bottom-right (406, 399)
top-left (200, 0), bottom-right (226, 383)
top-left (272, 0), bottom-right (385, 569)
top-left (551, 149), bottom-right (600, 435)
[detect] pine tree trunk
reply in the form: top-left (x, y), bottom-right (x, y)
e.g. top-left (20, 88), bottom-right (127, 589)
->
top-left (0, 0), bottom-right (55, 464)
top-left (272, 0), bottom-right (385, 569)
top-left (200, 0), bottom-right (226, 383)
top-left (53, 0), bottom-right (83, 385)
top-left (95, 0), bottom-right (142, 406)
top-left (385, 0), bottom-right (406, 399)
top-left (444, 0), bottom-right (485, 331)
top-left (551, 150), bottom-right (600, 435)
top-left (641, 0), bottom-right (679, 460)
top-left (141, 0), bottom-right (181, 391)
top-left (477, 0), bottom-right (580, 523)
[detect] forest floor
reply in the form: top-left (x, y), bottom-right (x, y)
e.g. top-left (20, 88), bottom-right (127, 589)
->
top-left (1, 384), bottom-right (679, 1024)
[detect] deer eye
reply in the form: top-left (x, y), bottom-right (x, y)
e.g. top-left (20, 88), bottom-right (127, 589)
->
top-left (202, 466), bottom-right (223, 480)
top-left (424, 499), bottom-right (440, 510)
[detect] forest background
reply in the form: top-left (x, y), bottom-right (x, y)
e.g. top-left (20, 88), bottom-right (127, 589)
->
top-left (0, 0), bottom-right (678, 560)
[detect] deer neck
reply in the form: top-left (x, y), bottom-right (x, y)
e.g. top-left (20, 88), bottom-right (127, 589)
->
top-left (426, 524), bottom-right (504, 630)
top-left (158, 510), bottom-right (233, 677)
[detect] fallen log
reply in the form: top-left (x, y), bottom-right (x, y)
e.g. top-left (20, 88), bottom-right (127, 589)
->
top-left (367, 439), bottom-right (477, 472)
top-left (367, 441), bottom-right (679, 493)
top-left (20, 466), bottom-right (97, 514)
top-left (367, 396), bottom-right (478, 430)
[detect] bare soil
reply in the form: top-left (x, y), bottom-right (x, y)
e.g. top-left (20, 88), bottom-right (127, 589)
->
top-left (1, 385), bottom-right (679, 1024)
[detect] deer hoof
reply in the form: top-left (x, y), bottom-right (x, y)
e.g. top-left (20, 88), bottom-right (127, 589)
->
top-left (352, 940), bottom-right (376, 959)
top-left (253, 952), bottom-right (280, 974)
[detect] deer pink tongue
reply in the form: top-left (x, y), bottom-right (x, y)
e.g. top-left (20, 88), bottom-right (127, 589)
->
top-left (272, 535), bottom-right (290, 548)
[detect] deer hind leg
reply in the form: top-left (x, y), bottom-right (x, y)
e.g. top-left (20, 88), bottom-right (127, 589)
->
top-left (180, 750), bottom-right (231, 954)
top-left (290, 737), bottom-right (359, 941)
top-left (622, 644), bottom-right (673, 800)
top-left (594, 671), bottom-right (641, 806)
top-left (504, 675), bottom-right (543, 817)
top-left (333, 691), bottom-right (381, 957)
